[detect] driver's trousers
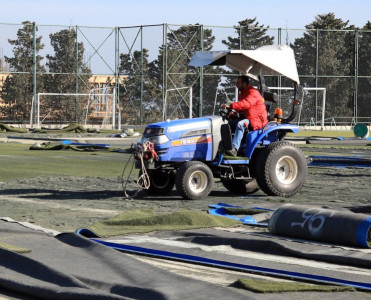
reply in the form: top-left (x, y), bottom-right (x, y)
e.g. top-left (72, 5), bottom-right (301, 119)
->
top-left (229, 118), bottom-right (249, 151)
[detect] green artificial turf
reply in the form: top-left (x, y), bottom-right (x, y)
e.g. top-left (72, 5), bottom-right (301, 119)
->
top-left (0, 123), bottom-right (27, 133)
top-left (0, 142), bottom-right (132, 181)
top-left (87, 209), bottom-right (240, 237)
top-left (287, 130), bottom-right (357, 138)
top-left (234, 278), bottom-right (355, 293)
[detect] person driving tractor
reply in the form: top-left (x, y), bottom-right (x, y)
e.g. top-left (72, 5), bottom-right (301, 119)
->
top-left (220, 75), bottom-right (268, 156)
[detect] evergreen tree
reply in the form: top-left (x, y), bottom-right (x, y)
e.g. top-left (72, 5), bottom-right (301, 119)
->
top-left (222, 18), bottom-right (274, 50)
top-left (0, 21), bottom-right (45, 122)
top-left (46, 28), bottom-right (91, 92)
top-left (119, 48), bottom-right (161, 124)
top-left (119, 25), bottom-right (220, 124)
top-left (292, 13), bottom-right (354, 122)
top-left (357, 21), bottom-right (371, 119)
top-left (44, 28), bottom-right (91, 122)
top-left (164, 24), bottom-right (220, 118)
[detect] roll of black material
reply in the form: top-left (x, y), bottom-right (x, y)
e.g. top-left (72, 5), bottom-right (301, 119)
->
top-left (268, 204), bottom-right (371, 248)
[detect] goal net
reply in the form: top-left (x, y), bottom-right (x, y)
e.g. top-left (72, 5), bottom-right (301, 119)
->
top-left (31, 87), bottom-right (119, 129)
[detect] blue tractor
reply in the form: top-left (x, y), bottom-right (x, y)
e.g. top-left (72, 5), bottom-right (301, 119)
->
top-left (134, 45), bottom-right (308, 200)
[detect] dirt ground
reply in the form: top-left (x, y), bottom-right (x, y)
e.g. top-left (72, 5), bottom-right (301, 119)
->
top-left (0, 136), bottom-right (370, 233)
top-left (0, 134), bottom-right (370, 299)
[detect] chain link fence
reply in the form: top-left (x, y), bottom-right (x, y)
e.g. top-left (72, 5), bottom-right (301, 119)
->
top-left (0, 22), bottom-right (370, 128)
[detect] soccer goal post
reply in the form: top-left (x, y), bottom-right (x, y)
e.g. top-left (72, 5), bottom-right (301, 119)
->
top-left (163, 86), bottom-right (193, 121)
top-left (31, 88), bottom-right (119, 129)
top-left (267, 87), bottom-right (326, 130)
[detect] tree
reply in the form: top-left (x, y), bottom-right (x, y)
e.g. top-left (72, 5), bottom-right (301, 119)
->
top-left (46, 28), bottom-right (91, 92)
top-left (119, 48), bottom-right (161, 124)
top-left (222, 18), bottom-right (274, 50)
top-left (164, 24), bottom-right (220, 118)
top-left (119, 25), bottom-right (220, 124)
top-left (221, 18), bottom-right (274, 100)
top-left (44, 28), bottom-right (91, 122)
top-left (0, 21), bottom-right (45, 122)
top-left (291, 13), bottom-right (354, 122)
top-left (357, 21), bottom-right (371, 119)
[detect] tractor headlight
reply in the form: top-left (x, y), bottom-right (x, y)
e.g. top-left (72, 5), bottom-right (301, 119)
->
top-left (142, 127), bottom-right (168, 145)
top-left (148, 134), bottom-right (169, 145)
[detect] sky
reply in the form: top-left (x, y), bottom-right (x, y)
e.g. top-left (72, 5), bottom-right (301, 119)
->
top-left (1, 0), bottom-right (369, 73)
top-left (1, 0), bottom-right (370, 29)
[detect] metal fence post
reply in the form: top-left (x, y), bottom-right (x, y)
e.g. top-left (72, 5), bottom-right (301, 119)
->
top-left (32, 22), bottom-right (37, 126)
top-left (140, 26), bottom-right (144, 125)
top-left (315, 29), bottom-right (319, 125)
top-left (278, 28), bottom-right (282, 107)
top-left (114, 26), bottom-right (119, 129)
top-left (163, 23), bottom-right (167, 121)
top-left (189, 86), bottom-right (192, 118)
top-left (115, 27), bottom-right (120, 130)
top-left (199, 24), bottom-right (204, 117)
top-left (354, 29), bottom-right (359, 123)
top-left (75, 25), bottom-right (79, 123)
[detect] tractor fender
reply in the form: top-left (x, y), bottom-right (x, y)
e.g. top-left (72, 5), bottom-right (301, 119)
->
top-left (245, 123), bottom-right (299, 159)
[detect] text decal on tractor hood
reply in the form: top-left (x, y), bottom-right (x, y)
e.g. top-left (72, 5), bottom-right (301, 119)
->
top-left (171, 135), bottom-right (211, 146)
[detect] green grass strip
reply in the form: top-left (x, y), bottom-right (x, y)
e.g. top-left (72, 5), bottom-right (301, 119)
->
top-left (0, 143), bottom-right (129, 181)
top-left (0, 242), bottom-right (31, 254)
top-left (234, 278), bottom-right (355, 293)
top-left (87, 209), bottom-right (240, 237)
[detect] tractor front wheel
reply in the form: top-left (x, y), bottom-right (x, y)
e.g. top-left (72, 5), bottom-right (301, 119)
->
top-left (176, 161), bottom-right (213, 200)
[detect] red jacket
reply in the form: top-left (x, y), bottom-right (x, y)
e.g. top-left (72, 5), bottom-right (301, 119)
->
top-left (230, 85), bottom-right (268, 130)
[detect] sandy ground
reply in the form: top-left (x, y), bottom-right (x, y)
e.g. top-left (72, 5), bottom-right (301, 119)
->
top-left (1, 166), bottom-right (370, 233)
top-left (0, 136), bottom-right (370, 232)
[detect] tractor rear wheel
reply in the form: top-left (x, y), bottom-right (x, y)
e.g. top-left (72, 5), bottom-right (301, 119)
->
top-left (221, 178), bottom-right (260, 195)
top-left (141, 170), bottom-right (175, 196)
top-left (175, 161), bottom-right (213, 200)
top-left (255, 141), bottom-right (307, 197)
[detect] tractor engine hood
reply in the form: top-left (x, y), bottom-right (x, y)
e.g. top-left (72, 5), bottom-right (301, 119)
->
top-left (143, 117), bottom-right (212, 141)
top-left (189, 45), bottom-right (300, 84)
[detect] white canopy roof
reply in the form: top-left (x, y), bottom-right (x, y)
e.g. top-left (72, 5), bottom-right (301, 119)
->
top-left (189, 45), bottom-right (300, 83)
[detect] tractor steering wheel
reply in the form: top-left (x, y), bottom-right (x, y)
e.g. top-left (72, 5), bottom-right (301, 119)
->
top-left (218, 107), bottom-right (240, 120)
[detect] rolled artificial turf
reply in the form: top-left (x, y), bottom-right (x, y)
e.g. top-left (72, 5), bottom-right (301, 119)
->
top-left (87, 209), bottom-right (240, 237)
